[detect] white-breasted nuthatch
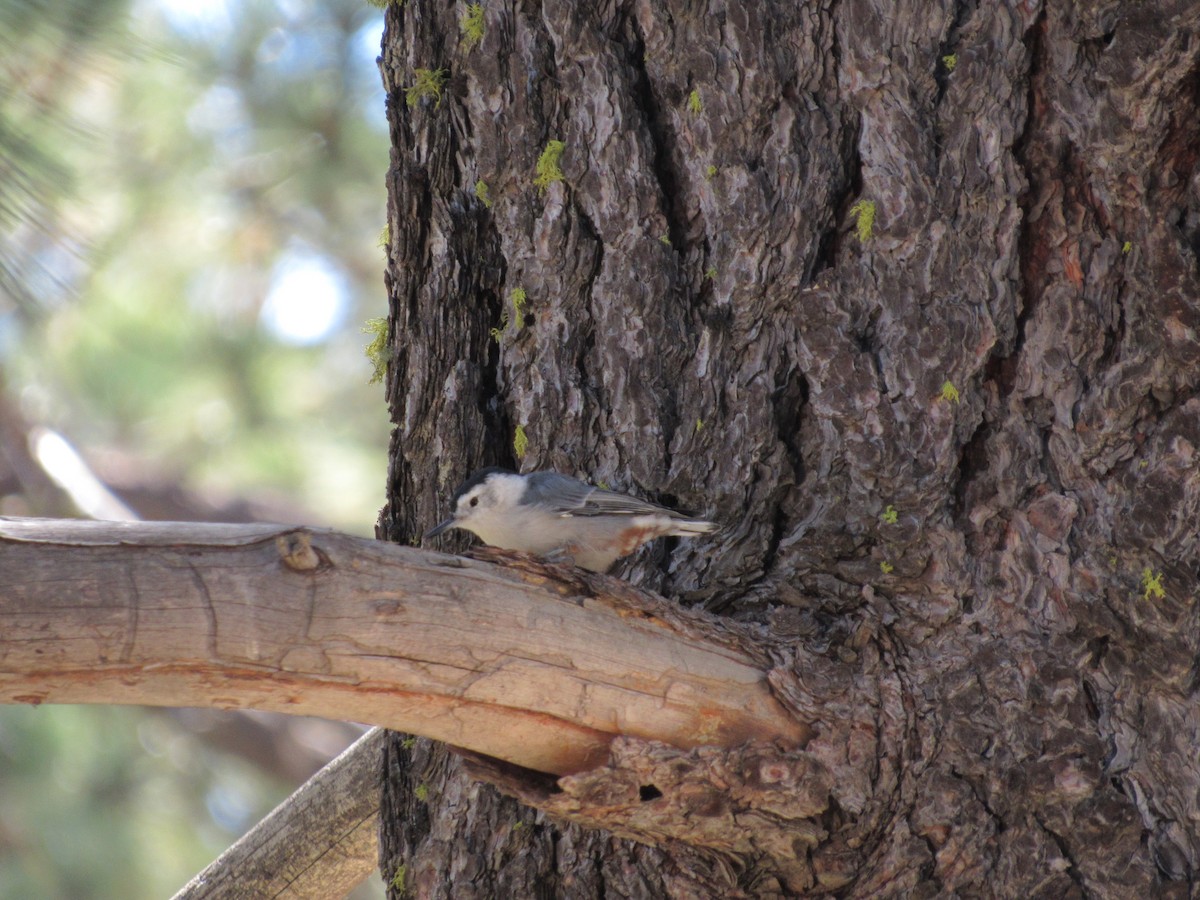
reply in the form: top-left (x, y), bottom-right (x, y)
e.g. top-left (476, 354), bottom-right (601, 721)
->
top-left (423, 467), bottom-right (718, 572)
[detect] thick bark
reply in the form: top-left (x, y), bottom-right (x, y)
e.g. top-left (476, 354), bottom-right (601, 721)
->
top-left (378, 0), bottom-right (1200, 897)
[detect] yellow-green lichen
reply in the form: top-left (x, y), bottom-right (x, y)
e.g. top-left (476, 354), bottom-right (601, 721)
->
top-left (881, 504), bottom-right (898, 525)
top-left (489, 287), bottom-right (528, 341)
top-left (534, 140), bottom-right (566, 193)
top-left (460, 3), bottom-right (485, 51)
top-left (1141, 567), bottom-right (1165, 601)
top-left (940, 380), bottom-right (960, 404)
top-left (705, 164), bottom-right (717, 179)
top-left (513, 424), bottom-right (528, 459)
top-left (414, 783), bottom-right (430, 802)
top-left (850, 199), bottom-right (875, 242)
top-left (704, 266), bottom-right (717, 280)
top-left (880, 560), bottom-right (894, 574)
top-left (1122, 241), bottom-right (1133, 254)
top-left (406, 68), bottom-right (448, 109)
top-left (474, 179), bottom-right (492, 208)
top-left (942, 54), bottom-right (957, 72)
top-left (390, 865), bottom-right (407, 892)
top-left (695, 418), bottom-right (704, 432)
top-left (687, 89), bottom-right (702, 115)
top-left (363, 317), bottom-right (389, 384)
top-left (377, 223), bottom-right (390, 249)
top-left (659, 234), bottom-right (671, 246)
top-left (510, 287), bottom-right (527, 319)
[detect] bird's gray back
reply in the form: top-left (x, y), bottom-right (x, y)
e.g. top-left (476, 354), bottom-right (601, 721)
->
top-left (522, 472), bottom-right (595, 513)
top-left (524, 471), bottom-right (695, 520)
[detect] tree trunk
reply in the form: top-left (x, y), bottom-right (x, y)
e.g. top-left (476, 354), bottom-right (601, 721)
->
top-left (376, 0), bottom-right (1200, 896)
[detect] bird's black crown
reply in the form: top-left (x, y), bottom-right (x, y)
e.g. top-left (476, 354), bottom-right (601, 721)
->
top-left (451, 466), bottom-right (514, 504)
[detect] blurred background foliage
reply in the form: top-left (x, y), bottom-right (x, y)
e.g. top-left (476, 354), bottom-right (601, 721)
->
top-left (2, 0), bottom-right (389, 530)
top-left (1, 0), bottom-right (391, 895)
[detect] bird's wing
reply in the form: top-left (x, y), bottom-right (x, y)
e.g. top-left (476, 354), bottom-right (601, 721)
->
top-left (574, 487), bottom-right (685, 518)
top-left (520, 472), bottom-right (597, 514)
top-left (523, 472), bottom-right (684, 519)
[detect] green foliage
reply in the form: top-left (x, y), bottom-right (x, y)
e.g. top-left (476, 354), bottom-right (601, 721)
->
top-left (2, 5), bottom-right (394, 892)
top-left (881, 504), bottom-right (898, 524)
top-left (406, 68), bottom-right (448, 108)
top-left (0, 706), bottom-right (288, 899)
top-left (7, 0), bottom-right (392, 531)
top-left (850, 199), bottom-right (876, 241)
top-left (460, 3), bottom-right (485, 51)
top-left (363, 317), bottom-right (389, 384)
top-left (474, 179), bottom-right (493, 208)
top-left (940, 380), bottom-right (961, 404)
top-left (513, 423), bottom-right (529, 459)
top-left (687, 89), bottom-right (702, 115)
top-left (1141, 568), bottom-right (1165, 601)
top-left (534, 140), bottom-right (566, 193)
top-left (942, 53), bottom-right (957, 72)
top-left (0, 0), bottom-right (128, 313)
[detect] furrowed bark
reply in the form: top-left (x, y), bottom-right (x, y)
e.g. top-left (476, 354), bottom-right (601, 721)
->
top-left (376, 0), bottom-right (1200, 895)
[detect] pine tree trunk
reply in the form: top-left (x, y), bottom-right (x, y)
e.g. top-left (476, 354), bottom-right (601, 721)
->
top-left (376, 0), bottom-right (1200, 895)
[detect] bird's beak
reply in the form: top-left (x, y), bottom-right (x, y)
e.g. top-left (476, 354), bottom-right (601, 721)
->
top-left (423, 517), bottom-right (457, 540)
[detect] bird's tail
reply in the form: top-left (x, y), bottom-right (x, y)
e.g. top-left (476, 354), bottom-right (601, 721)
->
top-left (669, 517), bottom-right (719, 536)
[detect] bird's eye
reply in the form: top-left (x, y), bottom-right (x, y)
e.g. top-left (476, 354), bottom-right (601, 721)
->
top-left (469, 497), bottom-right (479, 507)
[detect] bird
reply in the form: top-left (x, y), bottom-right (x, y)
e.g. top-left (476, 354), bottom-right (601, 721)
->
top-left (423, 467), bottom-right (718, 572)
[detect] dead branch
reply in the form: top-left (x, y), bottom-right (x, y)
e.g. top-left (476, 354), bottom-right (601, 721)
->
top-left (0, 518), bottom-right (809, 776)
top-left (171, 727), bottom-right (385, 900)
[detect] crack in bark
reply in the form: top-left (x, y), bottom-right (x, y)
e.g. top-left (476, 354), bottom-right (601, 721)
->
top-left (932, 0), bottom-right (971, 112)
top-left (1033, 813), bottom-right (1085, 891)
top-left (186, 559), bottom-right (220, 662)
top-left (622, 14), bottom-right (687, 253)
top-left (120, 561), bottom-right (138, 664)
top-left (823, 115), bottom-right (864, 276)
top-left (999, 5), bottom-right (1049, 401)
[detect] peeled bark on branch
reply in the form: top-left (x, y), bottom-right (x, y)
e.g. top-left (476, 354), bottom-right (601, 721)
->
top-left (0, 518), bottom-right (807, 777)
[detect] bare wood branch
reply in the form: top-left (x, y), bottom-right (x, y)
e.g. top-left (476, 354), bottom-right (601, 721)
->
top-left (172, 727), bottom-right (385, 900)
top-left (0, 518), bottom-right (809, 776)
